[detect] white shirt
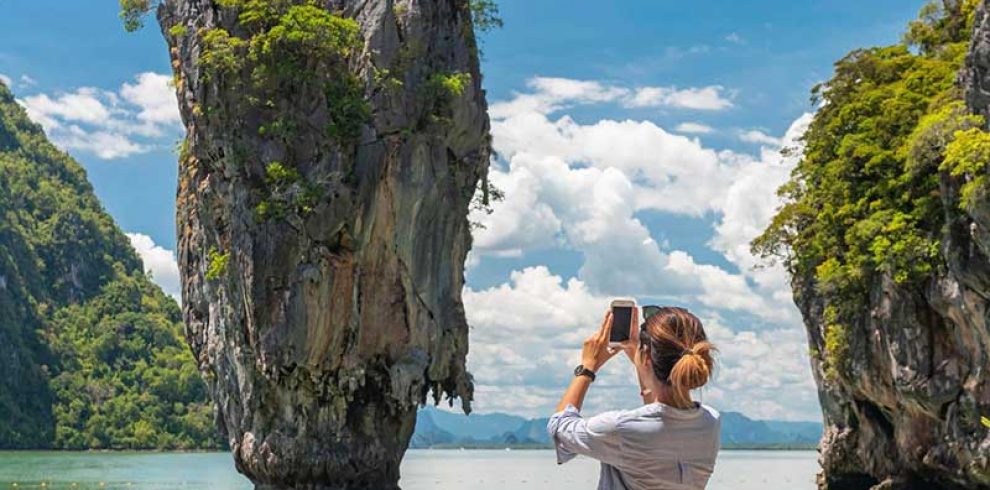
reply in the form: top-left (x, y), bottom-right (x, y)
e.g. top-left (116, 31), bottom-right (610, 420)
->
top-left (547, 402), bottom-right (721, 490)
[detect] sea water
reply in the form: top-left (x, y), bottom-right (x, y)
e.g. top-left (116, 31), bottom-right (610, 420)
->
top-left (0, 449), bottom-right (818, 489)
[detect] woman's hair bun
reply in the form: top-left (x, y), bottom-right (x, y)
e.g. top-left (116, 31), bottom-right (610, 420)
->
top-left (668, 340), bottom-right (715, 392)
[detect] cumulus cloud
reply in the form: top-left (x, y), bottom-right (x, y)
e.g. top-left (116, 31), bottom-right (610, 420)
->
top-left (0, 73), bottom-right (11, 87)
top-left (624, 85), bottom-right (733, 110)
top-left (709, 113), bottom-right (813, 300)
top-left (739, 129), bottom-right (783, 146)
top-left (475, 78), bottom-right (807, 323)
top-left (120, 72), bottom-right (183, 131)
top-left (465, 76), bottom-right (819, 420)
top-left (464, 268), bottom-right (819, 420)
top-left (490, 77), bottom-right (733, 120)
top-left (18, 72), bottom-right (182, 160)
top-left (127, 233), bottom-right (181, 301)
top-left (674, 122), bottom-right (714, 134)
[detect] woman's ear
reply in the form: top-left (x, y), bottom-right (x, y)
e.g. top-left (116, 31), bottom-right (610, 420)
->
top-left (635, 348), bottom-right (651, 368)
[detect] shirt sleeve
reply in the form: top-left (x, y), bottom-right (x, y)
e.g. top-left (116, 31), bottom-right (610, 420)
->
top-left (546, 404), bottom-right (623, 465)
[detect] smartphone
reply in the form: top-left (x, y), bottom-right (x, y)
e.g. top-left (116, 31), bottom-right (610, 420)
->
top-left (609, 299), bottom-right (635, 346)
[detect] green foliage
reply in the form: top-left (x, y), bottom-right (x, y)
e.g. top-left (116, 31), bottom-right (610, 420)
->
top-left (469, 0), bottom-right (503, 33)
top-left (905, 100), bottom-right (982, 171)
top-left (168, 24), bottom-right (188, 38)
top-left (46, 270), bottom-right (217, 450)
top-left (421, 72), bottom-right (472, 126)
top-left (753, 0), bottom-right (987, 381)
top-left (199, 28), bottom-right (247, 80)
top-left (0, 83), bottom-right (219, 449)
top-left (433, 72), bottom-right (472, 97)
top-left (205, 248), bottom-right (230, 281)
top-left (254, 162), bottom-right (321, 221)
top-left (119, 0), bottom-right (155, 32)
top-left (823, 316), bottom-right (849, 382)
top-left (245, 4), bottom-right (361, 85)
top-left (943, 127), bottom-right (990, 209)
top-left (325, 76), bottom-right (371, 142)
top-left (193, 0), bottom-right (370, 162)
top-left (903, 0), bottom-right (978, 53)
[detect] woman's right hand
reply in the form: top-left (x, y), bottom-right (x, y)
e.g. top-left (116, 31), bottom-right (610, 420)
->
top-left (581, 311), bottom-right (620, 372)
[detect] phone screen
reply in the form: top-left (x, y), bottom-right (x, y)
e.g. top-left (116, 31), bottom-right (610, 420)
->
top-left (610, 306), bottom-right (632, 343)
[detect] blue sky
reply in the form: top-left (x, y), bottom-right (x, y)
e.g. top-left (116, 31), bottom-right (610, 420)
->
top-left (0, 0), bottom-right (928, 421)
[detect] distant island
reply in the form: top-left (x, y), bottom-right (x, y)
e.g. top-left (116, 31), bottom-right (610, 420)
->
top-left (412, 406), bottom-right (823, 450)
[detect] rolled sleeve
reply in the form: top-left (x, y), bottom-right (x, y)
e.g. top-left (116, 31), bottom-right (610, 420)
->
top-left (546, 404), bottom-right (622, 465)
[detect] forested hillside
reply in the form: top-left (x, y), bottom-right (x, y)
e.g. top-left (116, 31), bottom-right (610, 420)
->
top-left (0, 81), bottom-right (219, 450)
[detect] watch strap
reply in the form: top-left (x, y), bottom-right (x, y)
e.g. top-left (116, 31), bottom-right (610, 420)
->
top-left (574, 365), bottom-right (596, 381)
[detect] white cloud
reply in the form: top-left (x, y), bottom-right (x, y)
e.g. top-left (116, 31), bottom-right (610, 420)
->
top-left (477, 77), bottom-right (809, 322)
top-left (709, 113), bottom-right (813, 303)
top-left (624, 85), bottom-right (733, 111)
top-left (127, 233), bottom-right (181, 301)
top-left (19, 75), bottom-right (37, 87)
top-left (0, 74), bottom-right (11, 87)
top-left (725, 32), bottom-right (745, 44)
top-left (463, 268), bottom-right (819, 420)
top-left (739, 129), bottom-right (783, 146)
top-left (474, 156), bottom-right (794, 324)
top-left (18, 72), bottom-right (182, 160)
top-left (675, 122), bottom-right (714, 134)
top-left (121, 72), bottom-right (182, 130)
top-left (488, 112), bottom-right (734, 217)
top-left (58, 125), bottom-right (147, 160)
top-left (471, 164), bottom-right (562, 257)
top-left (466, 77), bottom-right (819, 420)
top-left (22, 88), bottom-right (112, 127)
top-left (491, 77), bottom-right (734, 120)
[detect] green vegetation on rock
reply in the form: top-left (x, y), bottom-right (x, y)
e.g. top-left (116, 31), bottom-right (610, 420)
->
top-left (753, 0), bottom-right (985, 381)
top-left (205, 248), bottom-right (230, 281)
top-left (0, 81), bottom-right (220, 449)
top-left (468, 0), bottom-right (503, 33)
top-left (185, 2), bottom-right (368, 144)
top-left (254, 161), bottom-right (321, 222)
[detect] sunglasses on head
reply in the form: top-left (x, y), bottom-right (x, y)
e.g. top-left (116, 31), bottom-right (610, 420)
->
top-left (638, 305), bottom-right (665, 345)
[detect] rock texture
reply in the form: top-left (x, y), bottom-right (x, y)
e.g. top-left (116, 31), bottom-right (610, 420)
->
top-left (799, 4), bottom-right (990, 488)
top-left (157, 1), bottom-right (490, 488)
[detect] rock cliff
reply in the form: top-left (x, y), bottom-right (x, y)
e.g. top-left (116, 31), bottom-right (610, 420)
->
top-left (757, 1), bottom-right (990, 488)
top-left (156, 0), bottom-right (490, 487)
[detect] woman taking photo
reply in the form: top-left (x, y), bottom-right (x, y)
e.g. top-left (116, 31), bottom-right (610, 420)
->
top-left (547, 305), bottom-right (720, 489)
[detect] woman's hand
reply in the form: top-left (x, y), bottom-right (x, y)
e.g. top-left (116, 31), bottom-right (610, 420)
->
top-left (581, 311), bottom-right (621, 372)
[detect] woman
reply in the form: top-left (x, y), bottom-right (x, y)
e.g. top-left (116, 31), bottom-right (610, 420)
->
top-left (547, 305), bottom-right (720, 490)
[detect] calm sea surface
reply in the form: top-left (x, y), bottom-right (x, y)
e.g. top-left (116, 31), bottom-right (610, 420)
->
top-left (0, 449), bottom-right (819, 489)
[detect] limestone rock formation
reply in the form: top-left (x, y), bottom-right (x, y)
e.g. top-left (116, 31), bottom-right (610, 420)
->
top-left (157, 0), bottom-right (490, 487)
top-left (780, 3), bottom-right (990, 489)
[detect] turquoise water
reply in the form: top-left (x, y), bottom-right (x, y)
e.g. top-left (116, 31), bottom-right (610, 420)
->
top-left (0, 449), bottom-right (818, 489)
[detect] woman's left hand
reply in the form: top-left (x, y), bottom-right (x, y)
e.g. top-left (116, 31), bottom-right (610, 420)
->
top-left (581, 311), bottom-right (621, 372)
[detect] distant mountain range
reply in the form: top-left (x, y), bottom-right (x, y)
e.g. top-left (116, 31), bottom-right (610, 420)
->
top-left (411, 406), bottom-right (822, 449)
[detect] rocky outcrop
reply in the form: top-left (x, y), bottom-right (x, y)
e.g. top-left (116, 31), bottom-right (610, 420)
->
top-left (157, 0), bottom-right (489, 488)
top-left (797, 3), bottom-right (990, 489)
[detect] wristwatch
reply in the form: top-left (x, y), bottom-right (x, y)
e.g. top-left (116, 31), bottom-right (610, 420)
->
top-left (574, 364), bottom-right (596, 382)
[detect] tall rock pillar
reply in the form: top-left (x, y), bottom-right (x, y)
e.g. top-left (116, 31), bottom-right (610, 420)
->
top-left (157, 1), bottom-right (490, 487)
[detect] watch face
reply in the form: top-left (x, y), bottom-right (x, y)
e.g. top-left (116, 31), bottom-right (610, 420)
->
top-left (574, 365), bottom-right (584, 376)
